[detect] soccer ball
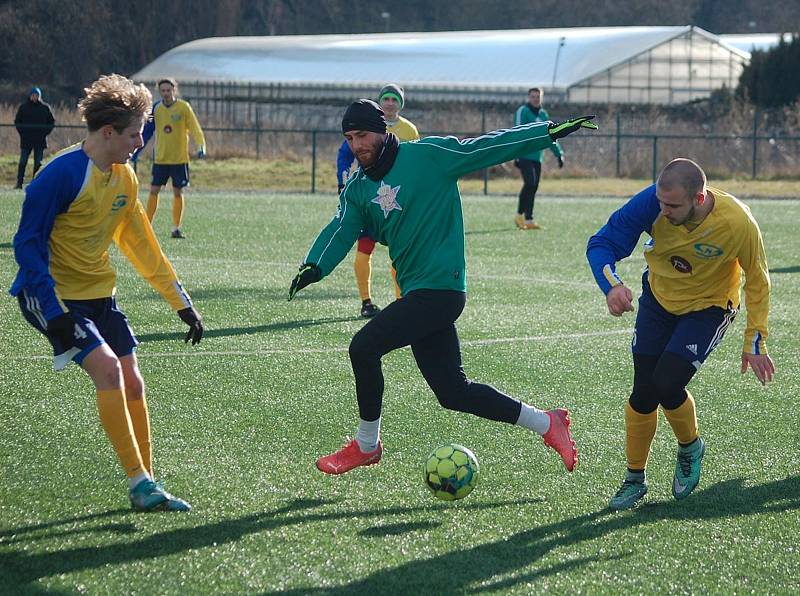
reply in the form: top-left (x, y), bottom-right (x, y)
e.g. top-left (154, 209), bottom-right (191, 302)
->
top-left (423, 443), bottom-right (479, 501)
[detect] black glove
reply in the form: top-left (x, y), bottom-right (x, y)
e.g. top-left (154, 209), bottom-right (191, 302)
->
top-left (47, 312), bottom-right (79, 348)
top-left (337, 183), bottom-right (345, 195)
top-left (288, 263), bottom-right (322, 301)
top-left (557, 156), bottom-right (565, 169)
top-left (548, 115), bottom-right (598, 140)
top-left (177, 307), bottom-right (204, 345)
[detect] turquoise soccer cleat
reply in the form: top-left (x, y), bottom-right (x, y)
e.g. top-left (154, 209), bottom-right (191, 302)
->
top-left (129, 478), bottom-right (192, 512)
top-left (672, 437), bottom-right (705, 500)
top-left (608, 472), bottom-right (648, 511)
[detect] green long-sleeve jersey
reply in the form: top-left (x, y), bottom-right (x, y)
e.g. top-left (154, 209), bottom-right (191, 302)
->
top-left (513, 104), bottom-right (563, 162)
top-left (304, 122), bottom-right (556, 295)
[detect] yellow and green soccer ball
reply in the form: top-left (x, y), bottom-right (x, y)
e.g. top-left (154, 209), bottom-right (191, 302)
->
top-left (423, 444), bottom-right (479, 501)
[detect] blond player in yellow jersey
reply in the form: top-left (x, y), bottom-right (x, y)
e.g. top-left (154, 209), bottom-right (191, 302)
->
top-left (336, 84), bottom-right (420, 317)
top-left (587, 158), bottom-right (775, 510)
top-left (10, 74), bottom-right (204, 511)
top-left (136, 78), bottom-right (206, 238)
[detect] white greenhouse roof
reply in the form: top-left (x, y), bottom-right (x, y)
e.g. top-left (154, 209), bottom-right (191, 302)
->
top-left (134, 26), bottom-right (750, 94)
top-left (718, 33), bottom-right (789, 53)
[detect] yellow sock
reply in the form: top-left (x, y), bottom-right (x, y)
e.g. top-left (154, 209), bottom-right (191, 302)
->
top-left (126, 395), bottom-right (152, 477)
top-left (391, 266), bottom-right (401, 299)
top-left (354, 251), bottom-right (372, 301)
top-left (625, 401), bottom-right (658, 470)
top-left (663, 391), bottom-right (699, 445)
top-left (96, 389), bottom-right (146, 478)
top-left (172, 194), bottom-right (184, 228)
top-left (146, 192), bottom-right (159, 222)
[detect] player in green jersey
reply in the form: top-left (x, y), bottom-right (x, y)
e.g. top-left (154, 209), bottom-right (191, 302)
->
top-left (289, 99), bottom-right (596, 476)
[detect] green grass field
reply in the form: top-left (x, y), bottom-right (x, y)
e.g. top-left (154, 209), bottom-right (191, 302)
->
top-left (1, 188), bottom-right (798, 594)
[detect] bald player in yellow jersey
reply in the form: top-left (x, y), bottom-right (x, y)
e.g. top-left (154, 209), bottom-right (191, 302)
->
top-left (587, 158), bottom-right (775, 510)
top-left (336, 83), bottom-right (420, 317)
top-left (11, 74), bottom-right (204, 512)
top-left (137, 78), bottom-right (206, 239)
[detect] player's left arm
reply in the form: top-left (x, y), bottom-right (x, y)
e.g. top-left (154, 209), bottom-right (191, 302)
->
top-left (737, 214), bottom-right (774, 384)
top-left (416, 116), bottom-right (595, 179)
top-left (185, 102), bottom-right (206, 156)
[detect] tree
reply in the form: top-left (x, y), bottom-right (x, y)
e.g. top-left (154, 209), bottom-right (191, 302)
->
top-left (737, 35), bottom-right (800, 107)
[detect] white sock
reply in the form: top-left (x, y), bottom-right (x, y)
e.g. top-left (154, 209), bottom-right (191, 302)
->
top-left (128, 471), bottom-right (151, 490)
top-left (516, 403), bottom-right (550, 435)
top-left (171, 225), bottom-right (180, 232)
top-left (355, 417), bottom-right (381, 452)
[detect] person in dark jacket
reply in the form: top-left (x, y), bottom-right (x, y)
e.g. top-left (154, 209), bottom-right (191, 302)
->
top-left (14, 87), bottom-right (55, 189)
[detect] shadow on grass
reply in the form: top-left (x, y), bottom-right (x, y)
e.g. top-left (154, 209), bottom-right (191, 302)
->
top-left (0, 497), bottom-right (542, 587)
top-left (769, 265), bottom-right (800, 274)
top-left (136, 316), bottom-right (356, 343)
top-left (0, 241), bottom-right (12, 250)
top-left (268, 475), bottom-right (800, 594)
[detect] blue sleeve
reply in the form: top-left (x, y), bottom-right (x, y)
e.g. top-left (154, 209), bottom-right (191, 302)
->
top-left (132, 113), bottom-right (155, 162)
top-left (586, 185), bottom-right (661, 295)
top-left (11, 158), bottom-right (82, 320)
top-left (336, 140), bottom-right (355, 186)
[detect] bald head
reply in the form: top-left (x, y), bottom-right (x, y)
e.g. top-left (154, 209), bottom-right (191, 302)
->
top-left (657, 158), bottom-right (706, 199)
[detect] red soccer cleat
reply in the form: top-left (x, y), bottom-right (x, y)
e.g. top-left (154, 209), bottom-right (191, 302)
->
top-left (542, 409), bottom-right (578, 472)
top-left (316, 439), bottom-right (383, 475)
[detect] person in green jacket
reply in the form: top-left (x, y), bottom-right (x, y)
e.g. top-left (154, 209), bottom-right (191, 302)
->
top-left (513, 87), bottom-right (564, 230)
top-left (289, 99), bottom-right (596, 476)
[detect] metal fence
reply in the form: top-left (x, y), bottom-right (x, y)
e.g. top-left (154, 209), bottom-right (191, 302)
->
top-left (3, 121), bottom-right (798, 194)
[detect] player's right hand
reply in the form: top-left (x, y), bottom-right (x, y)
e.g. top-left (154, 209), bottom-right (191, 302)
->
top-left (288, 264), bottom-right (322, 301)
top-left (549, 115), bottom-right (598, 140)
top-left (606, 284), bottom-right (634, 317)
top-left (47, 312), bottom-right (79, 348)
top-left (177, 307), bottom-right (204, 345)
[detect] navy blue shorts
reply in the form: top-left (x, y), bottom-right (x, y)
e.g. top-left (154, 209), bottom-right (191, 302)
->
top-left (632, 274), bottom-right (737, 369)
top-left (151, 163), bottom-right (190, 188)
top-left (18, 291), bottom-right (138, 371)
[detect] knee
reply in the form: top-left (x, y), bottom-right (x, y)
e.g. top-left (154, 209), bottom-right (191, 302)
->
top-left (91, 355), bottom-right (124, 390)
top-left (125, 372), bottom-right (146, 400)
top-left (629, 385), bottom-right (658, 414)
top-left (349, 331), bottom-right (376, 365)
top-left (651, 366), bottom-right (688, 410)
top-left (431, 379), bottom-right (470, 412)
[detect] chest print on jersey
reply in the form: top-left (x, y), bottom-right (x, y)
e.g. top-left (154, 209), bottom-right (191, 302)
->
top-left (372, 180), bottom-right (403, 218)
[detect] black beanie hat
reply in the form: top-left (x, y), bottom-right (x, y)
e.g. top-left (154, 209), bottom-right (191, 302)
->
top-left (341, 99), bottom-right (387, 134)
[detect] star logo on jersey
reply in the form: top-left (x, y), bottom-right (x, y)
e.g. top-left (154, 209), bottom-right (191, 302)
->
top-left (371, 181), bottom-right (402, 218)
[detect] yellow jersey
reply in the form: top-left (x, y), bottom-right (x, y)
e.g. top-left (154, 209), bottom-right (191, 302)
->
top-left (145, 98), bottom-right (205, 165)
top-left (587, 185), bottom-right (770, 355)
top-left (10, 143), bottom-right (193, 320)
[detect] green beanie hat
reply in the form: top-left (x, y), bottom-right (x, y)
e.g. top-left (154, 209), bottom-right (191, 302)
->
top-left (378, 83), bottom-right (405, 109)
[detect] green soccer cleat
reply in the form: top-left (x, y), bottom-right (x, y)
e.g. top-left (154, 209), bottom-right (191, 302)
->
top-left (672, 437), bottom-right (705, 501)
top-left (608, 472), bottom-right (648, 511)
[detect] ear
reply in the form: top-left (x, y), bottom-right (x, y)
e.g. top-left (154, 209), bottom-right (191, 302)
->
top-left (100, 124), bottom-right (116, 139)
top-left (696, 191), bottom-right (706, 205)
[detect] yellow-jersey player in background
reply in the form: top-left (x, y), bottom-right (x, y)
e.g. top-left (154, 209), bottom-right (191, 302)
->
top-left (136, 78), bottom-right (206, 239)
top-left (586, 158), bottom-right (775, 511)
top-left (336, 83), bottom-right (420, 318)
top-left (10, 74), bottom-right (204, 512)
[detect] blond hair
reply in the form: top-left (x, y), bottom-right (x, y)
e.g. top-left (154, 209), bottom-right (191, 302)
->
top-left (78, 74), bottom-right (152, 132)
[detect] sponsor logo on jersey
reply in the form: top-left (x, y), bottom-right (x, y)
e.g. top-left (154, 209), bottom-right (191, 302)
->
top-left (111, 194), bottom-right (128, 211)
top-left (694, 243), bottom-right (723, 259)
top-left (371, 181), bottom-right (402, 218)
top-left (171, 114), bottom-right (182, 122)
top-left (670, 255), bottom-right (692, 273)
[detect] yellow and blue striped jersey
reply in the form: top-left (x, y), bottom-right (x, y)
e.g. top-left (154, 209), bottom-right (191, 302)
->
top-left (10, 143), bottom-right (193, 321)
top-left (587, 185), bottom-right (770, 355)
top-left (141, 99), bottom-right (205, 164)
